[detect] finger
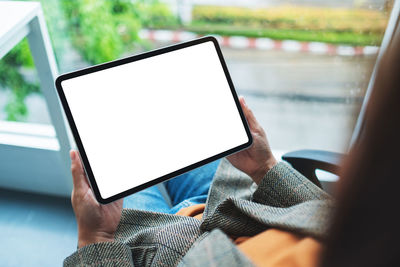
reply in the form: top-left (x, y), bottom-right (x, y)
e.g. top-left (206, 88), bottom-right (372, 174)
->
top-left (70, 150), bottom-right (89, 191)
top-left (239, 96), bottom-right (258, 130)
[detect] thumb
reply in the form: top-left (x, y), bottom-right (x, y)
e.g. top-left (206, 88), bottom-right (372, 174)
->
top-left (70, 150), bottom-right (89, 191)
top-left (239, 96), bottom-right (258, 131)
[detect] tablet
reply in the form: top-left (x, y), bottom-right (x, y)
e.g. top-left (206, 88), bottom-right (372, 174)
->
top-left (56, 36), bottom-right (252, 204)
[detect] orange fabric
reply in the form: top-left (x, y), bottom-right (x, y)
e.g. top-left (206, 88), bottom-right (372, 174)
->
top-left (236, 229), bottom-right (321, 267)
top-left (175, 204), bottom-right (205, 220)
top-left (176, 205), bottom-right (321, 267)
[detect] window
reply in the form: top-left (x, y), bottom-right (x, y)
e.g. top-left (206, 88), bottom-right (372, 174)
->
top-left (0, 0), bottom-right (395, 194)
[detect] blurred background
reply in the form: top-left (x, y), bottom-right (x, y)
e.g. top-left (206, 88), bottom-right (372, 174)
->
top-left (0, 0), bottom-right (393, 152)
top-left (0, 0), bottom-right (395, 265)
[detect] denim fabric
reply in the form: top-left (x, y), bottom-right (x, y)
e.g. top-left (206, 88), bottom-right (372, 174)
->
top-left (122, 185), bottom-right (171, 212)
top-left (123, 159), bottom-right (221, 214)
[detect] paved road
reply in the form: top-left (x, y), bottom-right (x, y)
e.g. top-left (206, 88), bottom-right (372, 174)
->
top-left (223, 48), bottom-right (375, 99)
top-left (0, 46), bottom-right (377, 153)
top-left (221, 48), bottom-right (377, 152)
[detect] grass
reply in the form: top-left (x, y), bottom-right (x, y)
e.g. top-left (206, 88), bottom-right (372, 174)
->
top-left (152, 5), bottom-right (389, 47)
top-left (183, 23), bottom-right (383, 46)
top-left (192, 5), bottom-right (388, 34)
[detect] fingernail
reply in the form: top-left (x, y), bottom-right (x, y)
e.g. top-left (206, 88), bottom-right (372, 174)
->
top-left (242, 97), bottom-right (247, 107)
top-left (70, 150), bottom-right (76, 160)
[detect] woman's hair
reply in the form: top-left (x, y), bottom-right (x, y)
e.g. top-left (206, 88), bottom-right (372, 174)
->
top-left (320, 34), bottom-right (400, 266)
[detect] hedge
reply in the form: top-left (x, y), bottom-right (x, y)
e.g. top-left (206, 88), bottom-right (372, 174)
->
top-left (192, 5), bottom-right (388, 34)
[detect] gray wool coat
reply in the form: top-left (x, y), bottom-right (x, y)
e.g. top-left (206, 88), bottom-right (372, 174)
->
top-left (64, 159), bottom-right (334, 267)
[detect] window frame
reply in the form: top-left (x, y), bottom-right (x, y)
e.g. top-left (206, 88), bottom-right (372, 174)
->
top-left (0, 2), bottom-right (72, 196)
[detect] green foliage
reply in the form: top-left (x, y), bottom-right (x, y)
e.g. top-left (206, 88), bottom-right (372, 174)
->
top-left (0, 0), bottom-right (69, 122)
top-left (3, 38), bottom-right (35, 67)
top-left (0, 39), bottom-right (39, 121)
top-left (187, 24), bottom-right (383, 46)
top-left (61, 0), bottom-right (139, 64)
top-left (192, 5), bottom-right (388, 34)
top-left (0, 0), bottom-right (177, 121)
top-left (61, 0), bottom-right (177, 64)
top-left (132, 0), bottom-right (179, 28)
top-left (190, 5), bottom-right (388, 46)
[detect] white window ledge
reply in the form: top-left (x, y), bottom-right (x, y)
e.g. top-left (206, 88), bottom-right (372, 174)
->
top-left (0, 121), bottom-right (59, 150)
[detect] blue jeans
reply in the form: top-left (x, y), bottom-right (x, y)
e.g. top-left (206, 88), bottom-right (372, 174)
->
top-left (123, 159), bottom-right (221, 214)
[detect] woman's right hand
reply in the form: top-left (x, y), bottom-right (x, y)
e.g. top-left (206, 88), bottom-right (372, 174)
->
top-left (227, 96), bottom-right (277, 184)
top-left (70, 150), bottom-right (123, 248)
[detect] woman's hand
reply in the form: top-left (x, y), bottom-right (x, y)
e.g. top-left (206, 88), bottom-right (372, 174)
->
top-left (227, 96), bottom-right (277, 184)
top-left (70, 150), bottom-right (123, 248)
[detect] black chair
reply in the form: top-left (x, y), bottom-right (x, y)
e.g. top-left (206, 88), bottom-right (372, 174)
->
top-left (282, 149), bottom-right (342, 189)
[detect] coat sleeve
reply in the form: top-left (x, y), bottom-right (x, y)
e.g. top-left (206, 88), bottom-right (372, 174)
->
top-left (63, 241), bottom-right (134, 267)
top-left (252, 161), bottom-right (332, 207)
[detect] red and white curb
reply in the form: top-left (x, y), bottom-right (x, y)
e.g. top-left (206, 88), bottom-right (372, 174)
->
top-left (139, 29), bottom-right (379, 56)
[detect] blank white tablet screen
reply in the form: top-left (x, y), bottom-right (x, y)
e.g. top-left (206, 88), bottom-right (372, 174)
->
top-left (61, 41), bottom-right (249, 199)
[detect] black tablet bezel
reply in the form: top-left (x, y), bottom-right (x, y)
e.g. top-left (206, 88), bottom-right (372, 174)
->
top-left (55, 36), bottom-right (252, 204)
